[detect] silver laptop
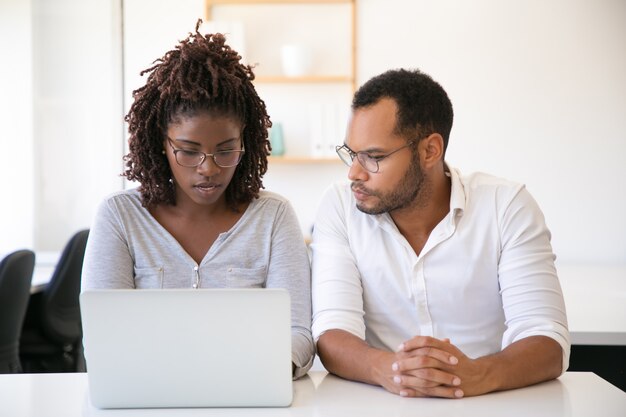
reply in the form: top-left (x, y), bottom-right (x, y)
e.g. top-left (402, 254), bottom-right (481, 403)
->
top-left (80, 288), bottom-right (292, 409)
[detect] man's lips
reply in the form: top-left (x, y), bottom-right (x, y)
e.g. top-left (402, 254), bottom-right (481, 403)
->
top-left (351, 184), bottom-right (371, 200)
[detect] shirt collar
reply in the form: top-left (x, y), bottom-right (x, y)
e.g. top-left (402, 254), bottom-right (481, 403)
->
top-left (446, 163), bottom-right (466, 221)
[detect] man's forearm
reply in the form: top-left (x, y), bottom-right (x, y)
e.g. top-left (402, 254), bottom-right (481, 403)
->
top-left (319, 331), bottom-right (564, 398)
top-left (473, 335), bottom-right (563, 394)
top-left (317, 329), bottom-right (394, 386)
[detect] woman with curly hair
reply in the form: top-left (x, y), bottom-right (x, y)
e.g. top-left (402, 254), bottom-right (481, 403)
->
top-left (82, 20), bottom-right (314, 378)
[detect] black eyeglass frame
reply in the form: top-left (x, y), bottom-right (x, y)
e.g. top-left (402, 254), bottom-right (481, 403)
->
top-left (166, 137), bottom-right (245, 168)
top-left (335, 140), bottom-right (416, 173)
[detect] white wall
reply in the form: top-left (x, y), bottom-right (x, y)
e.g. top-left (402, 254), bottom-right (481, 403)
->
top-left (1, 0), bottom-right (125, 254)
top-left (123, 0), bottom-right (206, 115)
top-left (31, 0), bottom-right (125, 250)
top-left (0, 0), bottom-right (34, 254)
top-left (354, 0), bottom-right (626, 264)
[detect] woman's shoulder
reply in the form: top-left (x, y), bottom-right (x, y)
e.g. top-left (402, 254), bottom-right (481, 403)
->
top-left (244, 190), bottom-right (295, 220)
top-left (254, 190), bottom-right (291, 207)
top-left (98, 187), bottom-right (144, 214)
top-left (102, 187), bottom-right (141, 204)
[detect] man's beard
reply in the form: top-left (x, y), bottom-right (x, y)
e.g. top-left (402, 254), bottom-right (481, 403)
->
top-left (353, 158), bottom-right (427, 215)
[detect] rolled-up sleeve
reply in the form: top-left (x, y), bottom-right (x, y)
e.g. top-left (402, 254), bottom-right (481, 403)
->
top-left (311, 184), bottom-right (366, 342)
top-left (498, 185), bottom-right (571, 373)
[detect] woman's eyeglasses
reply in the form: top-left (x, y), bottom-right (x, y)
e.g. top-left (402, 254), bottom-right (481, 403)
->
top-left (167, 138), bottom-right (245, 168)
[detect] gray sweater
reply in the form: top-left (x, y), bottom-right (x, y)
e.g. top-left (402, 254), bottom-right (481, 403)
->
top-left (82, 188), bottom-right (314, 377)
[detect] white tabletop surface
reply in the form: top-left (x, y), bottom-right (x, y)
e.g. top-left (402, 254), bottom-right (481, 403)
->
top-left (0, 371), bottom-right (624, 417)
top-left (30, 251), bottom-right (59, 293)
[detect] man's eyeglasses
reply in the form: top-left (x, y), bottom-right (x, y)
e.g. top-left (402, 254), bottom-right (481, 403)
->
top-left (167, 138), bottom-right (245, 168)
top-left (335, 141), bottom-right (415, 173)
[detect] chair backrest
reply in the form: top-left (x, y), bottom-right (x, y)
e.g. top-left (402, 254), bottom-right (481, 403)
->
top-left (0, 249), bottom-right (35, 373)
top-left (40, 229), bottom-right (89, 344)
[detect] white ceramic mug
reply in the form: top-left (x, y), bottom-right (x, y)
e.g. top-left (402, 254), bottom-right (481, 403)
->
top-left (280, 44), bottom-right (313, 77)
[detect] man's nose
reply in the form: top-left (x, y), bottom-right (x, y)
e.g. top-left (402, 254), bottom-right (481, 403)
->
top-left (347, 159), bottom-right (368, 182)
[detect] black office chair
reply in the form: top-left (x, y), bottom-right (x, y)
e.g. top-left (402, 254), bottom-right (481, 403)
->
top-left (0, 249), bottom-right (35, 373)
top-left (20, 229), bottom-right (89, 373)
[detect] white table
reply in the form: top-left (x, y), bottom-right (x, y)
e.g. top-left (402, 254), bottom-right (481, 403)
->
top-left (30, 251), bottom-right (59, 293)
top-left (0, 371), bottom-right (624, 417)
top-left (558, 264), bottom-right (626, 345)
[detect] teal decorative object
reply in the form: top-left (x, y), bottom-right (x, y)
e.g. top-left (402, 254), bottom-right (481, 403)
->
top-left (269, 123), bottom-right (285, 156)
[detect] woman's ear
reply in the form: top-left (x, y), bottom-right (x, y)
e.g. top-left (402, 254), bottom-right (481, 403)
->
top-left (418, 133), bottom-right (444, 169)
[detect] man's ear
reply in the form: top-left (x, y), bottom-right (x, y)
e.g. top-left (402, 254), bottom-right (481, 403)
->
top-left (418, 133), bottom-right (444, 169)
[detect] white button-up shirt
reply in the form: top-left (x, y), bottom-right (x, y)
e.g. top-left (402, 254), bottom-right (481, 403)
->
top-left (311, 167), bottom-right (570, 370)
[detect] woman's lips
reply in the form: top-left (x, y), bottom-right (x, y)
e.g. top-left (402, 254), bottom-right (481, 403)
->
top-left (193, 182), bottom-right (221, 195)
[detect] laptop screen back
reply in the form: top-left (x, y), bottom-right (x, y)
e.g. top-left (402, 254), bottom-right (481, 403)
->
top-left (80, 288), bottom-right (292, 409)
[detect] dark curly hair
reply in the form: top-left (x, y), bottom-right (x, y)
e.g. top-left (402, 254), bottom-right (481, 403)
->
top-left (123, 19), bottom-right (271, 210)
top-left (353, 68), bottom-right (453, 156)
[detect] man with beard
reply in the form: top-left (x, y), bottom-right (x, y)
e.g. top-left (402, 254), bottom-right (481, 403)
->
top-left (310, 69), bottom-right (570, 398)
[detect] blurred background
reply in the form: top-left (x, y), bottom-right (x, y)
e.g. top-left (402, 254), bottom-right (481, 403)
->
top-left (1, 0), bottom-right (625, 266)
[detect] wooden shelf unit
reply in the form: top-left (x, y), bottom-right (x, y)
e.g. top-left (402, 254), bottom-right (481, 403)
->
top-left (267, 155), bottom-right (342, 164)
top-left (205, 0), bottom-right (357, 162)
top-left (208, 0), bottom-right (350, 4)
top-left (255, 75), bottom-right (353, 84)
top-left (205, 0), bottom-right (357, 92)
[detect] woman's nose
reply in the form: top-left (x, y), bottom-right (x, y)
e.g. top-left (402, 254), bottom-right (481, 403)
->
top-left (196, 156), bottom-right (220, 176)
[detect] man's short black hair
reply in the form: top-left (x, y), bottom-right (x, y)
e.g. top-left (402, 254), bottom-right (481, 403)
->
top-left (353, 68), bottom-right (453, 155)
